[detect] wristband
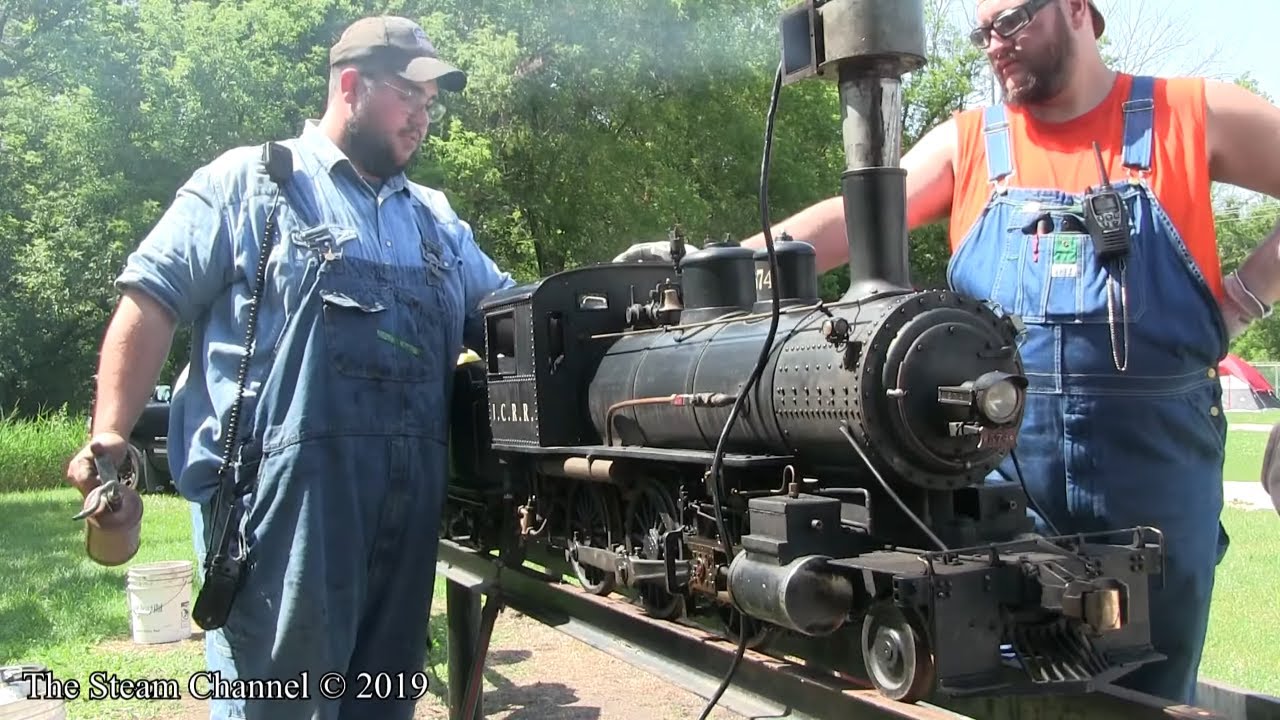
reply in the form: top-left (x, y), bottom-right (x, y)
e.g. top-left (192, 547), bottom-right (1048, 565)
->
top-left (1228, 270), bottom-right (1272, 320)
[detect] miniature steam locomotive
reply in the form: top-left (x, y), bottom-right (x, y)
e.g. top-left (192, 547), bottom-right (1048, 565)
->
top-left (439, 0), bottom-right (1166, 704)
top-left (441, 229), bottom-right (1164, 702)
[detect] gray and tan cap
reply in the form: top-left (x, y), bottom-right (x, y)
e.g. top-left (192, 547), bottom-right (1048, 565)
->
top-left (330, 16), bottom-right (467, 92)
top-left (1087, 0), bottom-right (1105, 37)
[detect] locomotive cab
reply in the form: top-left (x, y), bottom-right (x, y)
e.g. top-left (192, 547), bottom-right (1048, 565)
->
top-left (476, 263), bottom-right (679, 449)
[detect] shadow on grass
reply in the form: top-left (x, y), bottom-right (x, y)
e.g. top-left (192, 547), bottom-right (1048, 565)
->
top-left (0, 599), bottom-right (54, 661)
top-left (423, 612), bottom-right (594, 719)
top-left (0, 491), bottom-right (136, 662)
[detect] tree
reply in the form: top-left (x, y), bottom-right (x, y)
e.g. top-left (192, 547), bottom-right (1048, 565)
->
top-left (0, 0), bottom-right (1242, 415)
top-left (1213, 194), bottom-right (1280, 361)
top-left (0, 0), bottom-right (869, 414)
top-left (1092, 0), bottom-right (1225, 78)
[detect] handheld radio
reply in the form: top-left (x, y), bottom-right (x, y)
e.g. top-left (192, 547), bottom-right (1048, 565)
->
top-left (1083, 141), bottom-right (1130, 262)
top-left (192, 142), bottom-right (293, 632)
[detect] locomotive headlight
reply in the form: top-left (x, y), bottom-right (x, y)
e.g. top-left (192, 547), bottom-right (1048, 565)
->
top-left (976, 374), bottom-right (1023, 425)
top-left (937, 370), bottom-right (1028, 426)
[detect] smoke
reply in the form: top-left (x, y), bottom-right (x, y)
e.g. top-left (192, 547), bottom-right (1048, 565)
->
top-left (505, 0), bottom-right (784, 89)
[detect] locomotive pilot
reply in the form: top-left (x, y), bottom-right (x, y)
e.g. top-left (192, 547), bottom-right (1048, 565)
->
top-left (742, 0), bottom-right (1280, 706)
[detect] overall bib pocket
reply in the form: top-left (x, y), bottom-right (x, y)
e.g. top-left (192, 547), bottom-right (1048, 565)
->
top-left (990, 201), bottom-right (1149, 325)
top-left (320, 281), bottom-right (437, 384)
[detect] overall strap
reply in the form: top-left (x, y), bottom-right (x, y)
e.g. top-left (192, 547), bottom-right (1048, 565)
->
top-left (982, 104), bottom-right (1014, 182)
top-left (257, 138), bottom-right (327, 230)
top-left (1122, 75), bottom-right (1157, 172)
top-left (406, 184), bottom-right (450, 263)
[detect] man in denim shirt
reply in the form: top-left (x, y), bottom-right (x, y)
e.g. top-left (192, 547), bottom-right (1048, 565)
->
top-left (65, 16), bottom-right (514, 719)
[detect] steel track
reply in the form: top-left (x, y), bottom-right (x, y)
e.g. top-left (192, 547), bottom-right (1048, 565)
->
top-left (435, 538), bottom-right (1243, 720)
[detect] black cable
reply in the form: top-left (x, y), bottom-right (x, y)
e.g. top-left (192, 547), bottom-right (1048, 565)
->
top-left (838, 423), bottom-right (949, 552)
top-left (698, 59), bottom-right (784, 720)
top-left (706, 60), bottom-right (784, 559)
top-left (697, 621), bottom-right (751, 720)
top-left (208, 189), bottom-right (279, 566)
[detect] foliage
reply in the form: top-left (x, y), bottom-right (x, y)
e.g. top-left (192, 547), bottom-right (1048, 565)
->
top-left (1215, 192), bottom-right (1280, 361)
top-left (0, 0), bottom-right (1269, 417)
top-left (0, 407), bottom-right (85, 493)
top-left (0, 0), bottom-right (987, 416)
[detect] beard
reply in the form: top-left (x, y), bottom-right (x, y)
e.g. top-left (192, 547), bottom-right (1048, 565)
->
top-left (996, 14), bottom-right (1073, 106)
top-left (342, 103), bottom-right (413, 180)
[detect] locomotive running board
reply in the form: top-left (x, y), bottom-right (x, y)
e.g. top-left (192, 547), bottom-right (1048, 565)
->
top-left (434, 538), bottom-right (1250, 720)
top-left (490, 441), bottom-right (794, 468)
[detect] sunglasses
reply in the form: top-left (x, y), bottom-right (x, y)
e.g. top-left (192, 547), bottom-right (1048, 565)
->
top-left (969, 0), bottom-right (1054, 48)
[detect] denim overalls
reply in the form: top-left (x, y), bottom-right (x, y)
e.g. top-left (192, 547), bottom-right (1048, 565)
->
top-left (946, 76), bottom-right (1230, 704)
top-left (124, 123), bottom-right (513, 719)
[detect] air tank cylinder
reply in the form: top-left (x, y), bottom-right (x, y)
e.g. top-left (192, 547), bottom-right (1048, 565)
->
top-left (726, 553), bottom-right (854, 636)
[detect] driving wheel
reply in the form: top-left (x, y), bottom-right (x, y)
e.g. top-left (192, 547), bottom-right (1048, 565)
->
top-left (717, 605), bottom-right (776, 650)
top-left (623, 478), bottom-right (685, 619)
top-left (568, 483), bottom-right (620, 596)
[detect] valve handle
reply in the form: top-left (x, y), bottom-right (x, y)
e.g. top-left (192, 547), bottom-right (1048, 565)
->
top-left (72, 444), bottom-right (123, 521)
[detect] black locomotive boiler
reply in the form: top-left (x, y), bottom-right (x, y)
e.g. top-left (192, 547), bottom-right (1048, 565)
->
top-left (439, 0), bottom-right (1166, 705)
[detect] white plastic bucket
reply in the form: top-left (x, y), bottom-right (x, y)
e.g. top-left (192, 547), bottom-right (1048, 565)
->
top-left (126, 561), bottom-right (194, 645)
top-left (0, 665), bottom-right (66, 720)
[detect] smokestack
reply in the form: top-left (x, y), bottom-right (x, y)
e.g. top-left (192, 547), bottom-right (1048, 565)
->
top-left (780, 0), bottom-right (926, 300)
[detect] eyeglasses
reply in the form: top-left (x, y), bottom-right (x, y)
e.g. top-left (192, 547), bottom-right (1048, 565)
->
top-left (968, 0), bottom-right (1054, 48)
top-left (379, 80), bottom-right (447, 123)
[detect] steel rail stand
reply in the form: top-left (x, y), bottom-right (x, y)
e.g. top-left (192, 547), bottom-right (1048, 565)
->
top-left (444, 492), bottom-right (520, 720)
top-left (443, 568), bottom-right (486, 720)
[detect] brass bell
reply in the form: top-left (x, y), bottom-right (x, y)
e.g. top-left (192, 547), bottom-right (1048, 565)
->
top-left (658, 287), bottom-right (683, 312)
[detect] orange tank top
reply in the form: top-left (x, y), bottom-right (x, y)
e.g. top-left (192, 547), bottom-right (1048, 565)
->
top-left (948, 73), bottom-right (1221, 300)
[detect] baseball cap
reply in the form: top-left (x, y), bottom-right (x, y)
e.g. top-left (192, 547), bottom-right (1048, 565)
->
top-left (330, 16), bottom-right (467, 92)
top-left (1087, 0), bottom-right (1105, 37)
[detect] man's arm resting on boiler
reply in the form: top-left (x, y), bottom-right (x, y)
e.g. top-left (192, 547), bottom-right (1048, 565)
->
top-left (739, 118), bottom-right (960, 275)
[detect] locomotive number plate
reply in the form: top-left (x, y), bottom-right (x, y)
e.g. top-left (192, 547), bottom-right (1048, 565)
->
top-left (977, 427), bottom-right (1017, 450)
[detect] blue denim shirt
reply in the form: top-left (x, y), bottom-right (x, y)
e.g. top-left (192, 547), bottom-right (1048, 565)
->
top-left (116, 120), bottom-right (514, 497)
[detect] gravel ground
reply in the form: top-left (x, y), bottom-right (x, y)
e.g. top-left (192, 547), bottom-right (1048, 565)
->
top-left (151, 609), bottom-right (746, 720)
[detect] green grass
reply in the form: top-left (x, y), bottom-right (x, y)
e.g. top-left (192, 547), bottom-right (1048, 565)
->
top-left (1, 415), bottom-right (1277, 715)
top-left (0, 409), bottom-right (87, 493)
top-left (2, 488), bottom-right (1277, 717)
top-left (0, 487), bottom-right (452, 719)
top-left (1224, 430), bottom-right (1269, 482)
top-left (0, 489), bottom-right (203, 719)
top-left (1226, 409), bottom-right (1280, 426)
top-left (1201, 508), bottom-right (1280, 696)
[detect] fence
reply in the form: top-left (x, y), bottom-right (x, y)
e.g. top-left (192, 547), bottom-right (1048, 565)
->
top-left (1250, 362), bottom-right (1280, 391)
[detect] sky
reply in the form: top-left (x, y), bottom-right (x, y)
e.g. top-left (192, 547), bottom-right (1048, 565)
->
top-left (1093, 0), bottom-right (1280, 98)
top-left (941, 0), bottom-right (1280, 208)
top-left (947, 0), bottom-right (1280, 99)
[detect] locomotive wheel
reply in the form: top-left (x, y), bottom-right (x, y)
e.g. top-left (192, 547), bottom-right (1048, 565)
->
top-left (568, 483), bottom-right (620, 596)
top-left (861, 601), bottom-right (935, 703)
top-left (623, 478), bottom-right (685, 620)
top-left (716, 605), bottom-right (776, 650)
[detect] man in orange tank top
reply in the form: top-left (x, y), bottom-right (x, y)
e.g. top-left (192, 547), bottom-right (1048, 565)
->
top-left (740, 0), bottom-right (1280, 707)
